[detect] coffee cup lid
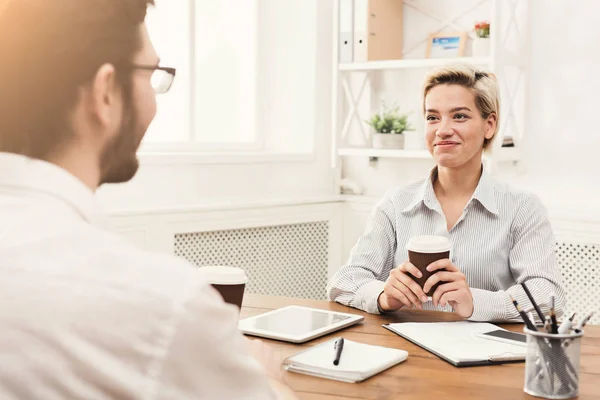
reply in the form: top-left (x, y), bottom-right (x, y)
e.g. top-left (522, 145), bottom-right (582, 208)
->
top-left (406, 235), bottom-right (452, 253)
top-left (197, 266), bottom-right (248, 285)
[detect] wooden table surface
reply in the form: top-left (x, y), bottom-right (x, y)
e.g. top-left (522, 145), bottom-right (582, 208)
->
top-left (241, 294), bottom-right (600, 400)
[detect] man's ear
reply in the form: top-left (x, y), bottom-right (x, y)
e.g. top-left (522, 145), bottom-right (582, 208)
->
top-left (88, 64), bottom-right (121, 130)
top-left (484, 112), bottom-right (497, 140)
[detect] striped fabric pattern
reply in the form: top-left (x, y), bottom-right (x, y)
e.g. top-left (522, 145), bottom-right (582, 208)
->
top-left (328, 168), bottom-right (566, 322)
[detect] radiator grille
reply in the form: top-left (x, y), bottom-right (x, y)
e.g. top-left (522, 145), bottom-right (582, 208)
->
top-left (174, 222), bottom-right (329, 300)
top-left (557, 241), bottom-right (599, 325)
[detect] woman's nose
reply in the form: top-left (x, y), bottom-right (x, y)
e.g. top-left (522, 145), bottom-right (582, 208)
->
top-left (436, 118), bottom-right (453, 137)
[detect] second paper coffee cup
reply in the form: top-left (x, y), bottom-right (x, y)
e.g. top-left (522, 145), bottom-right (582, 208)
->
top-left (406, 235), bottom-right (452, 297)
top-left (197, 266), bottom-right (248, 308)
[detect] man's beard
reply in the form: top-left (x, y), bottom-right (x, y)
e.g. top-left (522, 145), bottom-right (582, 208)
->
top-left (98, 90), bottom-right (145, 185)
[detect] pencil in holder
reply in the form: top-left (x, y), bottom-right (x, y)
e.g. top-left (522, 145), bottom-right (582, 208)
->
top-left (523, 328), bottom-right (584, 399)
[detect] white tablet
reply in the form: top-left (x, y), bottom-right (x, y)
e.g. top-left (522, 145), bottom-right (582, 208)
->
top-left (238, 305), bottom-right (364, 343)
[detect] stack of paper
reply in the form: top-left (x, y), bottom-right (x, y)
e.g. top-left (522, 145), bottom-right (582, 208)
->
top-left (283, 338), bottom-right (408, 383)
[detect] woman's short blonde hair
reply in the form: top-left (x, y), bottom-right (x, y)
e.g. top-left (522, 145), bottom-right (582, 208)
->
top-left (421, 64), bottom-right (500, 150)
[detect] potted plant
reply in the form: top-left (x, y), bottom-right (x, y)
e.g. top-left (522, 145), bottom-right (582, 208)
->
top-left (366, 103), bottom-right (413, 149)
top-left (472, 21), bottom-right (490, 57)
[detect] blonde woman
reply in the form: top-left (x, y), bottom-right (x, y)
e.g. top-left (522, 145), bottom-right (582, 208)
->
top-left (328, 65), bottom-right (565, 322)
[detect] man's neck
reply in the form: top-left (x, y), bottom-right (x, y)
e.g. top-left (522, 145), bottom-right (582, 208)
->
top-left (47, 151), bottom-right (101, 192)
top-left (433, 155), bottom-right (483, 200)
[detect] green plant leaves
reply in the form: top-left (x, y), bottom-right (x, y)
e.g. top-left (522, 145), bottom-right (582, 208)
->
top-left (366, 103), bottom-right (413, 134)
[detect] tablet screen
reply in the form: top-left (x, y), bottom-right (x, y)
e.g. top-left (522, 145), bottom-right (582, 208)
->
top-left (246, 307), bottom-right (353, 336)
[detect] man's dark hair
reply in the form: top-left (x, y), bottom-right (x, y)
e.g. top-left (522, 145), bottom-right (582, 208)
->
top-left (0, 0), bottom-right (154, 159)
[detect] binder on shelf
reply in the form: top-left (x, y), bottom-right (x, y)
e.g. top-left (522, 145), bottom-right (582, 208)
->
top-left (339, 0), bottom-right (354, 63)
top-left (352, 0), bottom-right (403, 63)
top-left (353, 0), bottom-right (368, 62)
top-left (368, 0), bottom-right (403, 61)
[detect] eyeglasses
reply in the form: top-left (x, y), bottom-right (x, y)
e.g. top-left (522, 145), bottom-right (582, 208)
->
top-left (128, 64), bottom-right (177, 94)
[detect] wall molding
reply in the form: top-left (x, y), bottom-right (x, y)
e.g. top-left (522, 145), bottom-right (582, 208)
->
top-left (107, 196), bottom-right (343, 217)
top-left (137, 151), bottom-right (315, 166)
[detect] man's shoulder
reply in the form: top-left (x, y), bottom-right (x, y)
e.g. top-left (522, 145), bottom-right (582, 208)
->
top-left (5, 224), bottom-right (208, 301)
top-left (86, 228), bottom-right (206, 296)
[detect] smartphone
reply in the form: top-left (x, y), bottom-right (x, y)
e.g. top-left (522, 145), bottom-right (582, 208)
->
top-left (476, 329), bottom-right (527, 346)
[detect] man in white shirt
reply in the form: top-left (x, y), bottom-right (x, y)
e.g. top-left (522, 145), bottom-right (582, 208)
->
top-left (0, 1), bottom-right (295, 399)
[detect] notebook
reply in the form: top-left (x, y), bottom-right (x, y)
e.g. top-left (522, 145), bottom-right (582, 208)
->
top-left (383, 321), bottom-right (526, 367)
top-left (283, 337), bottom-right (408, 383)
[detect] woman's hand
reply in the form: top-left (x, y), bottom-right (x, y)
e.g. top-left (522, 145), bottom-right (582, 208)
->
top-left (423, 259), bottom-right (473, 318)
top-left (378, 261), bottom-right (429, 311)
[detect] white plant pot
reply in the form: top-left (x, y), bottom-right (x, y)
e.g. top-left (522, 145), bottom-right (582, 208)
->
top-left (372, 133), bottom-right (404, 149)
top-left (472, 38), bottom-right (490, 57)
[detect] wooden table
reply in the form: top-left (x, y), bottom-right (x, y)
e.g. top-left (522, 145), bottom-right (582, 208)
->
top-left (241, 294), bottom-right (600, 400)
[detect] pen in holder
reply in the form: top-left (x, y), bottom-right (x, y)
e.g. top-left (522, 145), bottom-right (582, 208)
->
top-left (523, 327), bottom-right (584, 399)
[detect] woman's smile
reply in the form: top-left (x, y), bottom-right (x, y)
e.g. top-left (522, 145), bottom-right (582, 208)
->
top-left (435, 140), bottom-right (460, 149)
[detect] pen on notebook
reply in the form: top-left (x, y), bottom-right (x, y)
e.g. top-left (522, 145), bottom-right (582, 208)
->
top-left (574, 312), bottom-right (594, 333)
top-left (333, 337), bottom-right (344, 366)
top-left (558, 312), bottom-right (576, 334)
top-left (550, 296), bottom-right (558, 334)
top-left (521, 282), bottom-right (545, 323)
top-left (511, 296), bottom-right (537, 331)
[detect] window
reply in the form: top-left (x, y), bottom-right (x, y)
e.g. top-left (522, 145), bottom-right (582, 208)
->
top-left (142, 0), bottom-right (317, 154)
top-left (144, 1), bottom-right (259, 149)
top-left (145, 2), bottom-right (191, 143)
top-left (194, 1), bottom-right (258, 146)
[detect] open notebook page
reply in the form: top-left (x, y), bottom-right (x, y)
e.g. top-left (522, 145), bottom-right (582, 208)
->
top-left (386, 322), bottom-right (526, 363)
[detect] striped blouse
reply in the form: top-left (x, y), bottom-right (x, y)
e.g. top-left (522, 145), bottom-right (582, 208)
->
top-left (327, 168), bottom-right (566, 322)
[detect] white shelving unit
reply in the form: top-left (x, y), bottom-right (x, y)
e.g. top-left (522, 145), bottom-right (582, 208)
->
top-left (338, 146), bottom-right (520, 162)
top-left (338, 147), bottom-right (430, 159)
top-left (339, 56), bottom-right (491, 71)
top-left (331, 0), bottom-right (529, 172)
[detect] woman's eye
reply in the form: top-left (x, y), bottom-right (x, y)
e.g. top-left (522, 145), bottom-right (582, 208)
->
top-left (426, 115), bottom-right (438, 121)
top-left (454, 113), bottom-right (468, 120)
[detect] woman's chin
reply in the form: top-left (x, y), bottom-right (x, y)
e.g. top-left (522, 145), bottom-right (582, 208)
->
top-left (433, 153), bottom-right (463, 168)
top-left (434, 148), bottom-right (483, 168)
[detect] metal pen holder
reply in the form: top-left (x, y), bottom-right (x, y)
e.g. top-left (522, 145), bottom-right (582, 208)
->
top-left (524, 328), bottom-right (584, 399)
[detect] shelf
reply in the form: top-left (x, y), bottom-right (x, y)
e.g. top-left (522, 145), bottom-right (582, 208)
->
top-left (339, 57), bottom-right (491, 72)
top-left (338, 146), bottom-right (520, 162)
top-left (338, 148), bottom-right (431, 159)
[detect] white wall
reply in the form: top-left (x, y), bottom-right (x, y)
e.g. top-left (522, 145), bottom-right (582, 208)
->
top-left (343, 0), bottom-right (600, 220)
top-left (96, 0), bottom-right (336, 213)
top-left (508, 0), bottom-right (600, 216)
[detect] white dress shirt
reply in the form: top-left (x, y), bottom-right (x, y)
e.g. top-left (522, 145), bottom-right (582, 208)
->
top-left (328, 167), bottom-right (566, 322)
top-left (0, 153), bottom-right (275, 400)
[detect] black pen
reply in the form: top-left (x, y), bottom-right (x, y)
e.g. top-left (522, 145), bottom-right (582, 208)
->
top-left (550, 296), bottom-right (558, 334)
top-left (521, 282), bottom-right (545, 323)
top-left (333, 337), bottom-right (344, 366)
top-left (510, 296), bottom-right (537, 331)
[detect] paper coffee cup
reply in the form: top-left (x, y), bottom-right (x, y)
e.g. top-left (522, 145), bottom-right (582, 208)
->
top-left (406, 236), bottom-right (452, 297)
top-left (197, 266), bottom-right (248, 308)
